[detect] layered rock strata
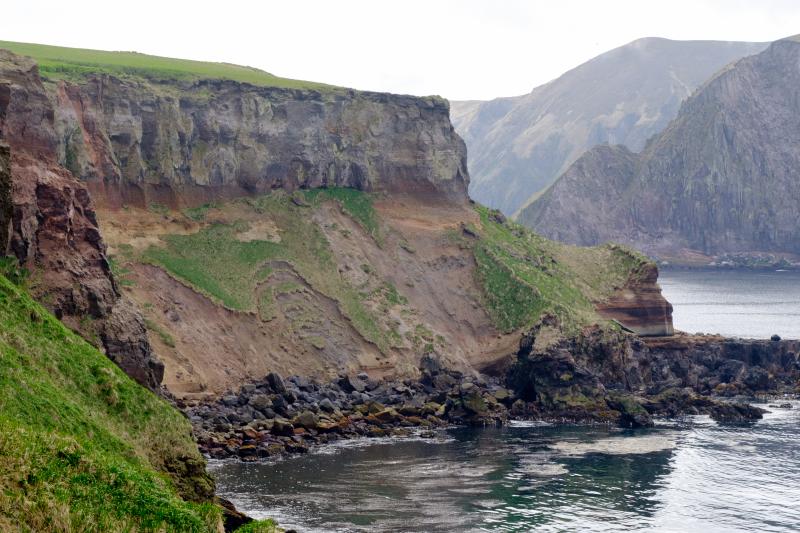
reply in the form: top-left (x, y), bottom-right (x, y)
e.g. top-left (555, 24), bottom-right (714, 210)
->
top-left (596, 261), bottom-right (674, 336)
top-left (50, 75), bottom-right (468, 208)
top-left (0, 50), bottom-right (162, 389)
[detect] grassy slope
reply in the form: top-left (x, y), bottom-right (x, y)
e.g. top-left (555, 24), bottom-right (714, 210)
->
top-left (141, 189), bottom-right (398, 353)
top-left (0, 40), bottom-right (336, 91)
top-left (472, 206), bottom-right (649, 333)
top-left (136, 189), bottom-right (644, 347)
top-left (0, 270), bottom-right (222, 532)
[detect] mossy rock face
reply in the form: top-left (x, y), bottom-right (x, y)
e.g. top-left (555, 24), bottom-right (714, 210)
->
top-left (606, 393), bottom-right (653, 428)
top-left (461, 390), bottom-right (488, 415)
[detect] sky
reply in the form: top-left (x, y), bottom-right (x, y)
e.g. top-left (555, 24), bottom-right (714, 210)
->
top-left (4, 0), bottom-right (800, 100)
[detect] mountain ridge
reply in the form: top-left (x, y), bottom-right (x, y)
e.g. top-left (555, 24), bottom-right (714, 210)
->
top-left (450, 37), bottom-right (767, 215)
top-left (522, 37), bottom-right (800, 258)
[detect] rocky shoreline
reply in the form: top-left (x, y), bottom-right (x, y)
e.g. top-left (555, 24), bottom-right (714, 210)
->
top-left (181, 325), bottom-right (800, 461)
top-left (182, 360), bottom-right (511, 461)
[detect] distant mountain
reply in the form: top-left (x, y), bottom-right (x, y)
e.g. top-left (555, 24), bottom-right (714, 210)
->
top-left (521, 37), bottom-right (800, 259)
top-left (450, 37), bottom-right (767, 215)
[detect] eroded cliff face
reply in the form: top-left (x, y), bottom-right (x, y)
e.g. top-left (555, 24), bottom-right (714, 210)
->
top-left (522, 38), bottom-right (800, 258)
top-left (597, 261), bottom-right (674, 336)
top-left (0, 50), bottom-right (162, 390)
top-left (49, 76), bottom-right (468, 208)
top-left (0, 143), bottom-right (10, 252)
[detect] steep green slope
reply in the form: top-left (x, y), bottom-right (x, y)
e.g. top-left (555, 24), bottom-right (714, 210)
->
top-left (471, 206), bottom-right (650, 333)
top-left (141, 190), bottom-right (398, 354)
top-left (0, 40), bottom-right (336, 90)
top-left (0, 266), bottom-right (223, 532)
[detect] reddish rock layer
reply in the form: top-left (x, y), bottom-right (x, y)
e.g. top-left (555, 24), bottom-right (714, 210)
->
top-left (597, 263), bottom-right (674, 336)
top-left (0, 50), bottom-right (162, 390)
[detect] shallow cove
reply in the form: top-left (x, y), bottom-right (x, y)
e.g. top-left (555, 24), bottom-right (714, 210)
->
top-left (211, 403), bottom-right (800, 532)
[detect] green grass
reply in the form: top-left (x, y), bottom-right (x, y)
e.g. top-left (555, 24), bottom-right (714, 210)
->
top-left (0, 40), bottom-right (337, 91)
top-left (144, 319), bottom-right (177, 348)
top-left (183, 203), bottom-right (217, 222)
top-left (0, 274), bottom-right (223, 531)
top-left (471, 206), bottom-right (650, 332)
top-left (143, 223), bottom-right (282, 310)
top-left (304, 187), bottom-right (382, 243)
top-left (142, 191), bottom-right (396, 353)
top-left (235, 519), bottom-right (281, 533)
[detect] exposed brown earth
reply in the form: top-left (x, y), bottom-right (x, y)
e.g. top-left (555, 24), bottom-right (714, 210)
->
top-left (99, 197), bottom-right (524, 399)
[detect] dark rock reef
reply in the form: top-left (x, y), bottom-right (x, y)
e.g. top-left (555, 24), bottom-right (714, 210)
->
top-left (187, 321), bottom-right (798, 460)
top-left (0, 50), bottom-right (162, 390)
top-left (185, 361), bottom-right (512, 461)
top-left (522, 37), bottom-right (800, 257)
top-left (508, 317), bottom-right (799, 427)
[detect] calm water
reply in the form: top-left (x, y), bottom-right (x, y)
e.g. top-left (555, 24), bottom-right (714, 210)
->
top-left (658, 268), bottom-right (800, 339)
top-left (211, 404), bottom-right (800, 532)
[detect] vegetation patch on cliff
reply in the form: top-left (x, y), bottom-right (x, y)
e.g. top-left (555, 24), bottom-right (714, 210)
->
top-left (0, 274), bottom-right (224, 531)
top-left (140, 190), bottom-right (399, 353)
top-left (0, 40), bottom-right (336, 91)
top-left (471, 206), bottom-right (652, 332)
top-left (304, 187), bottom-right (382, 242)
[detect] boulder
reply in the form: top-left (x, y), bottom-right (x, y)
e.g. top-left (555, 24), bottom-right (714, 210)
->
top-left (293, 410), bottom-right (319, 430)
top-left (271, 419), bottom-right (294, 436)
top-left (339, 375), bottom-right (367, 393)
top-left (266, 372), bottom-right (287, 394)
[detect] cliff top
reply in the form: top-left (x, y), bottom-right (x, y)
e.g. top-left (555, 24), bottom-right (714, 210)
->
top-left (0, 39), bottom-right (339, 91)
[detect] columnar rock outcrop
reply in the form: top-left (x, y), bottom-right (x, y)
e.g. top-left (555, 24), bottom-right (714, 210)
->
top-left (51, 76), bottom-right (469, 208)
top-left (0, 50), bottom-right (163, 390)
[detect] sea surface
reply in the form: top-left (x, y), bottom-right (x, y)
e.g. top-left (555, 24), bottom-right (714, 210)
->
top-left (211, 404), bottom-right (800, 532)
top-left (211, 268), bottom-right (800, 531)
top-left (658, 268), bottom-right (800, 339)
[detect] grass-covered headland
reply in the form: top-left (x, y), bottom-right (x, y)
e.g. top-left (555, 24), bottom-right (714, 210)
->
top-left (0, 40), bottom-right (336, 91)
top-left (0, 265), bottom-right (276, 531)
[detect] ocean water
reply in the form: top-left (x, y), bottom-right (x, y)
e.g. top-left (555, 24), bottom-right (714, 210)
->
top-left (658, 268), bottom-right (800, 339)
top-left (211, 268), bottom-right (800, 532)
top-left (211, 404), bottom-right (800, 532)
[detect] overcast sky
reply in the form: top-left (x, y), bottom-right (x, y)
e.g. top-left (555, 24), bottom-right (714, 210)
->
top-left (4, 0), bottom-right (800, 100)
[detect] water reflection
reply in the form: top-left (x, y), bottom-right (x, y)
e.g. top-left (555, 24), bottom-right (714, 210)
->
top-left (211, 425), bottom-right (680, 532)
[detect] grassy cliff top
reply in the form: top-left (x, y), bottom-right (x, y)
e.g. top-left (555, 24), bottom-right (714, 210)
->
top-left (0, 265), bottom-right (229, 531)
top-left (0, 40), bottom-right (337, 91)
top-left (471, 206), bottom-right (651, 332)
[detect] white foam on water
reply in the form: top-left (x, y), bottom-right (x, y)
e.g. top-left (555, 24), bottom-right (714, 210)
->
top-left (550, 433), bottom-right (677, 456)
